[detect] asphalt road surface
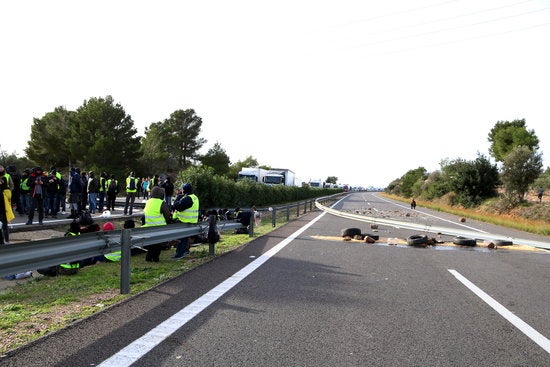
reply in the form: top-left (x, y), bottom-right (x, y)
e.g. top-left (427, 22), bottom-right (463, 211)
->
top-left (2, 192), bottom-right (549, 366)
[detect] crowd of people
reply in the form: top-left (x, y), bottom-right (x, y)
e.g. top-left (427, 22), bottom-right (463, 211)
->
top-left (0, 164), bottom-right (176, 242)
top-left (7, 166), bottom-right (173, 220)
top-left (1, 163), bottom-right (261, 276)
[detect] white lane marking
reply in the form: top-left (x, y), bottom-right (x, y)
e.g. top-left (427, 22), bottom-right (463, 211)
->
top-left (98, 212), bottom-right (328, 367)
top-left (372, 193), bottom-right (489, 233)
top-left (448, 269), bottom-right (550, 354)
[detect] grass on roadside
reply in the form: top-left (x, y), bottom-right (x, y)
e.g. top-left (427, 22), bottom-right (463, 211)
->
top-left (382, 193), bottom-right (550, 236)
top-left (0, 220), bottom-right (285, 354)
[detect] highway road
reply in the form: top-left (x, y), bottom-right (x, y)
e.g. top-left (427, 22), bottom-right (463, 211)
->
top-left (2, 192), bottom-right (549, 366)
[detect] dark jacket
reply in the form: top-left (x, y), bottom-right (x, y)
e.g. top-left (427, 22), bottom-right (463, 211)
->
top-left (28, 170), bottom-right (47, 198)
top-left (69, 171), bottom-right (83, 194)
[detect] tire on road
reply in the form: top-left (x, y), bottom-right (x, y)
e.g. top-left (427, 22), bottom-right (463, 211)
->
top-left (407, 234), bottom-right (428, 246)
top-left (493, 239), bottom-right (513, 246)
top-left (341, 228), bottom-right (362, 237)
top-left (452, 236), bottom-right (476, 246)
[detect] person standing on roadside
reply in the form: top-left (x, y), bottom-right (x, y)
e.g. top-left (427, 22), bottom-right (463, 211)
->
top-left (87, 171), bottom-right (99, 214)
top-left (44, 168), bottom-right (60, 218)
top-left (19, 168), bottom-right (31, 215)
top-left (98, 172), bottom-right (108, 213)
top-left (142, 177), bottom-right (150, 200)
top-left (26, 166), bottom-right (46, 225)
top-left (6, 166), bottom-right (21, 215)
top-left (80, 170), bottom-right (88, 212)
top-left (106, 174), bottom-right (118, 212)
top-left (123, 171), bottom-right (139, 216)
top-left (161, 176), bottom-right (174, 207)
top-left (67, 168), bottom-right (83, 219)
top-left (0, 164), bottom-right (14, 243)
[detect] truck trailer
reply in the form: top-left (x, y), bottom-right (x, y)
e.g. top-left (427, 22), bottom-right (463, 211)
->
top-left (238, 167), bottom-right (268, 183)
top-left (263, 169), bottom-right (296, 186)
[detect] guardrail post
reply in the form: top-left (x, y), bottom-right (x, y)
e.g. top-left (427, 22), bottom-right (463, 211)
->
top-left (286, 204), bottom-right (290, 222)
top-left (208, 215), bottom-right (217, 256)
top-left (248, 210), bottom-right (254, 237)
top-left (120, 229), bottom-right (132, 295)
top-left (272, 207), bottom-right (276, 227)
top-left (296, 202), bottom-right (300, 217)
top-left (303, 201), bottom-right (307, 214)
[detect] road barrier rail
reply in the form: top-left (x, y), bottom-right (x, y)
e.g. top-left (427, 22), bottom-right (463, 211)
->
top-left (0, 198), bottom-right (323, 293)
top-left (315, 196), bottom-right (550, 250)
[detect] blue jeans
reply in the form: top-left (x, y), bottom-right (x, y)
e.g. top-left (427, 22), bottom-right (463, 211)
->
top-left (98, 192), bottom-right (105, 211)
top-left (88, 192), bottom-right (98, 212)
top-left (20, 193), bottom-right (31, 214)
top-left (46, 192), bottom-right (58, 216)
top-left (175, 237), bottom-right (190, 257)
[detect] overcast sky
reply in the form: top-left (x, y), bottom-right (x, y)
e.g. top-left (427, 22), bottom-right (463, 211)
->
top-left (1, 0), bottom-right (549, 188)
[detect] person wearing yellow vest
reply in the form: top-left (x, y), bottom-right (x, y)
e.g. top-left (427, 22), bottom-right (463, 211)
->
top-left (0, 165), bottom-right (15, 244)
top-left (124, 172), bottom-right (139, 216)
top-left (19, 168), bottom-right (31, 215)
top-left (171, 183), bottom-right (200, 260)
top-left (98, 172), bottom-right (108, 213)
top-left (142, 186), bottom-right (172, 262)
top-left (57, 224), bottom-right (82, 274)
top-left (90, 221), bottom-right (122, 262)
top-left (105, 174), bottom-right (118, 212)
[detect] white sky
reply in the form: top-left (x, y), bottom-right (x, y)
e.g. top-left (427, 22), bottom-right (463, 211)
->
top-left (1, 0), bottom-right (549, 188)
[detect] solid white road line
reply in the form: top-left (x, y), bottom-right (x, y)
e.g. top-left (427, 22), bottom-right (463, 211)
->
top-left (448, 269), bottom-right (550, 354)
top-left (98, 212), bottom-right (327, 367)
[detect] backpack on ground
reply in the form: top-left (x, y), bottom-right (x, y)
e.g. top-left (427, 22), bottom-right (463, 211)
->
top-left (77, 211), bottom-right (94, 226)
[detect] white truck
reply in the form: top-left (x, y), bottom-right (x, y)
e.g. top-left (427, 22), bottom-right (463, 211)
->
top-left (308, 179), bottom-right (324, 188)
top-left (238, 167), bottom-right (268, 183)
top-left (263, 169), bottom-right (296, 186)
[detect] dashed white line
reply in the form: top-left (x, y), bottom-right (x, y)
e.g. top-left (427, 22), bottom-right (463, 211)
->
top-left (448, 269), bottom-right (550, 354)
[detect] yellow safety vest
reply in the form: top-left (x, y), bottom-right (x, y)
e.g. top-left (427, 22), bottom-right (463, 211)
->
top-left (172, 194), bottom-right (199, 224)
top-left (104, 252), bottom-right (121, 261)
top-left (143, 198), bottom-right (166, 227)
top-left (99, 176), bottom-right (106, 192)
top-left (126, 177), bottom-right (138, 193)
top-left (59, 262), bottom-right (80, 269)
top-left (20, 177), bottom-right (30, 191)
top-left (106, 179), bottom-right (118, 192)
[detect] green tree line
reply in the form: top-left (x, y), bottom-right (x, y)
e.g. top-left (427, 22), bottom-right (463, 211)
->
top-left (386, 119), bottom-right (547, 208)
top-left (0, 95), bottom-right (342, 208)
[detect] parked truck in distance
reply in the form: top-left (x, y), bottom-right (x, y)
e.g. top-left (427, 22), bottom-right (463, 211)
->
top-left (263, 169), bottom-right (296, 186)
top-left (308, 179), bottom-right (324, 188)
top-left (238, 167), bottom-right (268, 183)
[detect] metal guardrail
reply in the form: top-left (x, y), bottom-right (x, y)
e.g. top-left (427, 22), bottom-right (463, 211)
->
top-left (0, 220), bottom-right (244, 293)
top-left (0, 198), bottom-right (321, 294)
top-left (315, 197), bottom-right (550, 250)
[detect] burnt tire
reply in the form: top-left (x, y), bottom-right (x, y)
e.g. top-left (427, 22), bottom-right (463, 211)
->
top-left (493, 239), bottom-right (513, 246)
top-left (407, 234), bottom-right (428, 246)
top-left (341, 228), bottom-right (362, 237)
top-left (453, 236), bottom-right (476, 246)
